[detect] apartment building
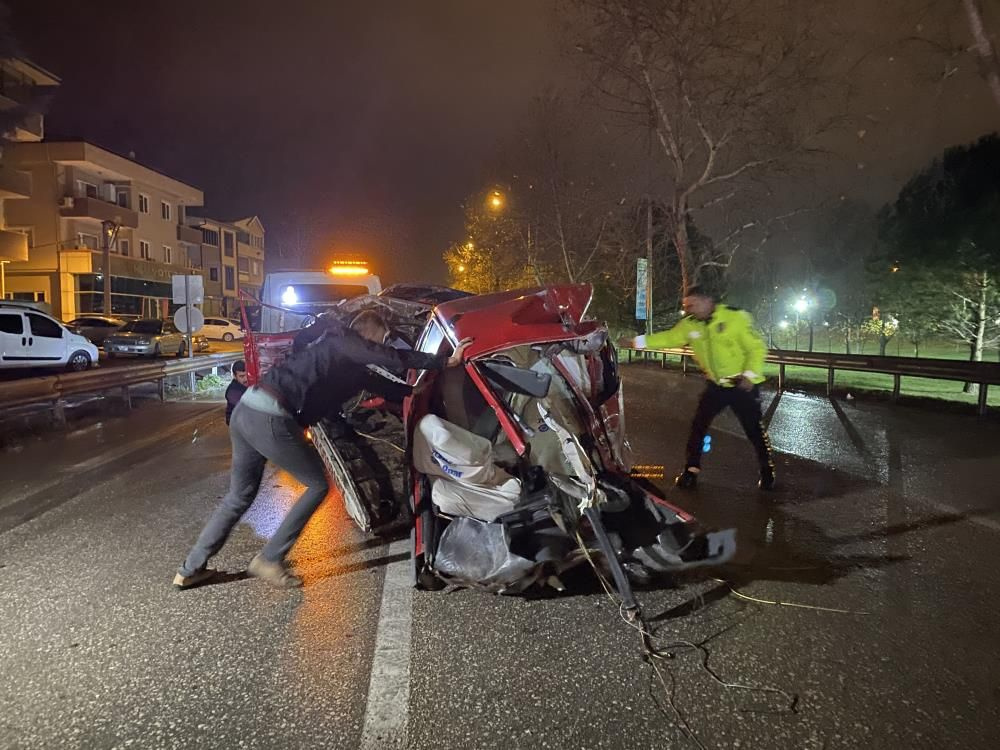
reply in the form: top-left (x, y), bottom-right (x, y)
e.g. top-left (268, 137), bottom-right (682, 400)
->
top-left (185, 214), bottom-right (265, 317)
top-left (1, 139), bottom-right (204, 320)
top-left (0, 57), bottom-right (61, 300)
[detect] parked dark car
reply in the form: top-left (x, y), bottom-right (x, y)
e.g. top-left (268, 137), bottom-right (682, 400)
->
top-left (66, 315), bottom-right (126, 349)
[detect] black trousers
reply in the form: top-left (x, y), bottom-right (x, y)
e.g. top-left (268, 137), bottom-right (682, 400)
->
top-left (685, 382), bottom-right (774, 473)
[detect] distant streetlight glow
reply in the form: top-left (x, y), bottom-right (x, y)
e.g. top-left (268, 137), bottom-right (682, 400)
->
top-left (457, 264), bottom-right (466, 273)
top-left (793, 298), bottom-right (810, 314)
top-left (779, 320), bottom-right (790, 330)
top-left (487, 189), bottom-right (505, 211)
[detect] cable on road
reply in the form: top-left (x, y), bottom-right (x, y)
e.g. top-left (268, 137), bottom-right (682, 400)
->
top-left (711, 578), bottom-right (872, 615)
top-left (572, 533), bottom-right (799, 750)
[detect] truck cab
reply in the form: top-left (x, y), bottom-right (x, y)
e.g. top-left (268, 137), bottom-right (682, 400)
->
top-left (258, 261), bottom-right (382, 333)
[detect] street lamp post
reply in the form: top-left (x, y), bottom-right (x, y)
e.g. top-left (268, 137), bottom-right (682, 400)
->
top-left (101, 220), bottom-right (121, 315)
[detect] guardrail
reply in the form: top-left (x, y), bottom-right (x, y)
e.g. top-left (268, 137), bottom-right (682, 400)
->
top-left (0, 352), bottom-right (242, 423)
top-left (620, 346), bottom-right (1000, 416)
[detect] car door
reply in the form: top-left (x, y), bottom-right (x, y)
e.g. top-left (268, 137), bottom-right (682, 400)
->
top-left (162, 320), bottom-right (184, 353)
top-left (26, 312), bottom-right (68, 365)
top-left (203, 318), bottom-right (224, 339)
top-left (0, 310), bottom-right (28, 366)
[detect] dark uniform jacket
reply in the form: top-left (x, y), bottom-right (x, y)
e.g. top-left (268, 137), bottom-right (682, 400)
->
top-left (262, 318), bottom-right (447, 425)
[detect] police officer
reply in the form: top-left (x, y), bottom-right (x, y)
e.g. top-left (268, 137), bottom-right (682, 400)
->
top-left (618, 285), bottom-right (775, 490)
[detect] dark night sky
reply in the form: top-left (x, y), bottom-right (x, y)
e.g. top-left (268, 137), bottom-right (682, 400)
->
top-left (6, 1), bottom-right (998, 285)
top-left (6, 0), bottom-right (563, 284)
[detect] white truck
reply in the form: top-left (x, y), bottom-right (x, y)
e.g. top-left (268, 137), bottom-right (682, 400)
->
top-left (258, 261), bottom-right (382, 334)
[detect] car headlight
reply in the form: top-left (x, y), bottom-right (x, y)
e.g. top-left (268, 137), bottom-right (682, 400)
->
top-left (135, 338), bottom-right (152, 345)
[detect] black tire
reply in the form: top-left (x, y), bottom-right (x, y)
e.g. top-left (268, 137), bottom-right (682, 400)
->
top-left (176, 341), bottom-right (186, 358)
top-left (67, 350), bottom-right (92, 372)
top-left (222, 332), bottom-right (234, 342)
top-left (150, 344), bottom-right (161, 359)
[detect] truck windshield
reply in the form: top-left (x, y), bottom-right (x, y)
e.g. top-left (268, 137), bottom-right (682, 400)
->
top-left (280, 283), bottom-right (369, 305)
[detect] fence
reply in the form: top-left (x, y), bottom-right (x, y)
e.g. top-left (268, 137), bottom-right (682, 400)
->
top-left (0, 353), bottom-right (242, 423)
top-left (620, 346), bottom-right (1000, 416)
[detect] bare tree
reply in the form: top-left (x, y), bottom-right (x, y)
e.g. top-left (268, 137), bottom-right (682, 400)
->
top-left (571, 0), bottom-right (847, 294)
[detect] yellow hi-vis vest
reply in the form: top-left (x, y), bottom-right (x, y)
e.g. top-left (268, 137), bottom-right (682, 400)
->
top-left (635, 305), bottom-right (768, 387)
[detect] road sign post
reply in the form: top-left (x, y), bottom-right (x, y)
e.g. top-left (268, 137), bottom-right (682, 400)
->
top-left (173, 274), bottom-right (205, 391)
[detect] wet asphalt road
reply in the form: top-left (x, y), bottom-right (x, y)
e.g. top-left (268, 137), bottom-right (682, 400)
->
top-left (1, 363), bottom-right (999, 750)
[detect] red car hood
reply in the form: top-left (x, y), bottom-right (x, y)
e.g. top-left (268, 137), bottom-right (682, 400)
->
top-left (434, 285), bottom-right (598, 359)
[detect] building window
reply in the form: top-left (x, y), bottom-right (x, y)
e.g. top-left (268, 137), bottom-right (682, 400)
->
top-left (139, 240), bottom-right (151, 260)
top-left (78, 233), bottom-right (99, 250)
top-left (119, 239), bottom-right (130, 257)
top-left (163, 245), bottom-right (172, 264)
top-left (138, 194), bottom-right (150, 214)
top-left (210, 267), bottom-right (219, 282)
top-left (223, 231), bottom-right (234, 257)
top-left (161, 201), bottom-right (171, 221)
top-left (251, 260), bottom-right (259, 275)
top-left (237, 257), bottom-right (249, 272)
top-left (116, 188), bottom-right (130, 208)
top-left (224, 266), bottom-right (235, 290)
top-left (76, 180), bottom-right (98, 199)
top-left (201, 228), bottom-right (219, 246)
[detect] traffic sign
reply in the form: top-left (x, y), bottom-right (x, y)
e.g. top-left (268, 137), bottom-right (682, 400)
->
top-left (172, 274), bottom-right (204, 305)
top-left (173, 305), bottom-right (204, 334)
top-left (635, 258), bottom-right (649, 320)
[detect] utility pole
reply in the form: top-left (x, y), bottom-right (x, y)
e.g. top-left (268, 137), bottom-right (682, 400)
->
top-left (101, 220), bottom-right (121, 315)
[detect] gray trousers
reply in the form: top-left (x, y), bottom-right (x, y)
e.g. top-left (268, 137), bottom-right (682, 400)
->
top-left (179, 401), bottom-right (329, 577)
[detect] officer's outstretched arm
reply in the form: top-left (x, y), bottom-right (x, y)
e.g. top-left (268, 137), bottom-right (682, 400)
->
top-left (736, 312), bottom-right (767, 383)
top-left (626, 319), bottom-right (691, 350)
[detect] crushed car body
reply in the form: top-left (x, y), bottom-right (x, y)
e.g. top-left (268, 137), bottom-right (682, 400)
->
top-left (242, 284), bottom-right (736, 596)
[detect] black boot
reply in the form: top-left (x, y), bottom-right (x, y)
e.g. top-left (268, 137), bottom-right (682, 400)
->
top-left (758, 467), bottom-right (776, 491)
top-left (675, 469), bottom-right (699, 489)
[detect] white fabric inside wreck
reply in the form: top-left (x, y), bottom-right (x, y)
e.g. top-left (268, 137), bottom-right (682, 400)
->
top-left (412, 414), bottom-right (521, 521)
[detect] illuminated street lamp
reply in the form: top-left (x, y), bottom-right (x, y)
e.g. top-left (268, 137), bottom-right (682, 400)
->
top-left (790, 295), bottom-right (815, 351)
top-left (457, 264), bottom-right (466, 273)
top-left (486, 189), bottom-right (505, 212)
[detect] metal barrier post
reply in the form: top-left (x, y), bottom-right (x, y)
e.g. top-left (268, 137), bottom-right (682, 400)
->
top-left (682, 355), bottom-right (688, 374)
top-left (892, 374), bottom-right (901, 402)
top-left (52, 399), bottom-right (66, 428)
top-left (158, 377), bottom-right (165, 401)
top-left (827, 368), bottom-right (835, 396)
top-left (978, 383), bottom-right (989, 417)
top-left (121, 384), bottom-right (131, 410)
top-left (778, 363), bottom-right (786, 391)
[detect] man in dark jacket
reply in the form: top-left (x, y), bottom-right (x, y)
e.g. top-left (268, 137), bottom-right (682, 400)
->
top-left (224, 360), bottom-right (248, 426)
top-left (174, 311), bottom-right (472, 589)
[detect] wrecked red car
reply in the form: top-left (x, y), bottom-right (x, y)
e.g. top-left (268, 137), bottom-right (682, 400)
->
top-left (403, 284), bottom-right (735, 594)
top-left (243, 284), bottom-right (735, 597)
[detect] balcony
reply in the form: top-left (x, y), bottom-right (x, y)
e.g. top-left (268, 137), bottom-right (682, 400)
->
top-left (59, 196), bottom-right (139, 228)
top-left (0, 228), bottom-right (28, 263)
top-left (0, 166), bottom-right (31, 199)
top-left (177, 224), bottom-right (203, 244)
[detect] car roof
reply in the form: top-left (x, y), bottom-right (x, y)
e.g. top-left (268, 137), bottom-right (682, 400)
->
top-left (71, 315), bottom-right (124, 323)
top-left (434, 284), bottom-right (599, 359)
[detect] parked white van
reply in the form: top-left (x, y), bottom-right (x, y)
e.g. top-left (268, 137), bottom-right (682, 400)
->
top-left (0, 303), bottom-right (100, 371)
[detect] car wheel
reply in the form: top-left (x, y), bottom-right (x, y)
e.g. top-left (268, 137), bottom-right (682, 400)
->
top-left (67, 350), bottom-right (92, 372)
top-left (222, 332), bottom-right (234, 342)
top-left (176, 341), bottom-right (186, 358)
top-left (151, 344), bottom-right (161, 358)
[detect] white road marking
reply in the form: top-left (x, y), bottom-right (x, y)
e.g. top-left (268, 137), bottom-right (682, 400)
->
top-left (360, 538), bottom-right (413, 750)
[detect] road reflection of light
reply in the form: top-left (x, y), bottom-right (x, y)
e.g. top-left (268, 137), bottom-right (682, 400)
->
top-left (241, 468), bottom-right (300, 540)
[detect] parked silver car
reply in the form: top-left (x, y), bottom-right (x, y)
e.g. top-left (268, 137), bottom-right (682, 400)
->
top-left (105, 319), bottom-right (188, 358)
top-left (66, 315), bottom-right (126, 349)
